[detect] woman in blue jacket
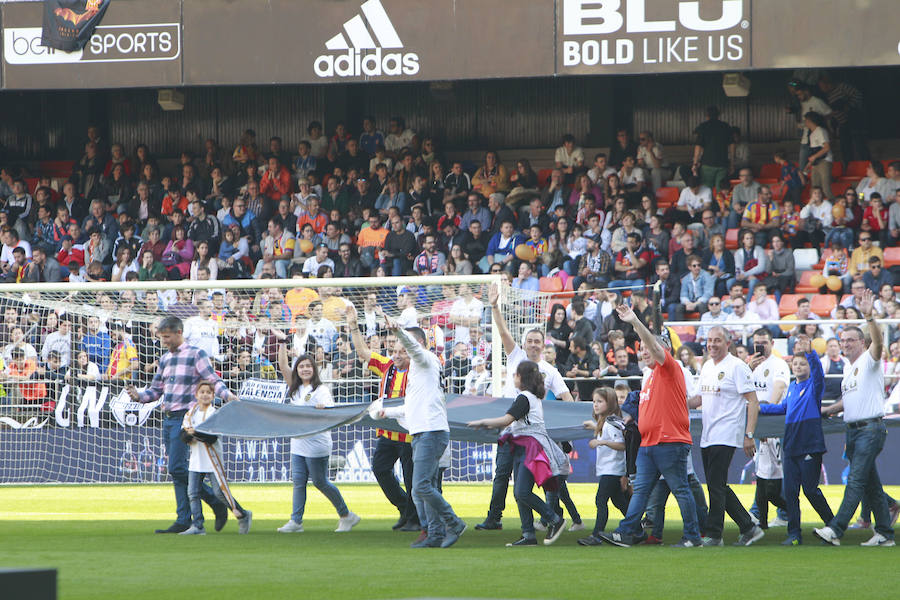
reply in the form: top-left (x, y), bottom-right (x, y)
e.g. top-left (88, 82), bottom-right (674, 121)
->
top-left (760, 335), bottom-right (834, 545)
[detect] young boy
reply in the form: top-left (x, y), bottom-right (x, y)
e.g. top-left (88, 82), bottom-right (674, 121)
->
top-left (774, 151), bottom-right (805, 205)
top-left (525, 224), bottom-right (549, 276)
top-left (181, 382), bottom-right (252, 535)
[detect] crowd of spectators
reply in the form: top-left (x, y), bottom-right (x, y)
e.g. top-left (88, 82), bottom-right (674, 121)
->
top-left (0, 71), bottom-right (898, 411)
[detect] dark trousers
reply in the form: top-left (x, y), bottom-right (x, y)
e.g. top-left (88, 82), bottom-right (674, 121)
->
top-left (782, 452), bottom-right (833, 540)
top-left (164, 414), bottom-right (224, 526)
top-left (701, 445), bottom-right (754, 539)
top-left (548, 479), bottom-right (582, 524)
top-left (592, 474), bottom-right (630, 536)
top-left (371, 436), bottom-right (418, 524)
top-left (486, 442), bottom-right (514, 522)
top-left (754, 476), bottom-right (787, 528)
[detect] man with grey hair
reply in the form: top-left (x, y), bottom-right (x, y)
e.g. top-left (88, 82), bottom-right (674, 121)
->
top-left (596, 302), bottom-right (701, 548)
top-left (697, 325), bottom-right (763, 546)
top-left (127, 316), bottom-right (247, 534)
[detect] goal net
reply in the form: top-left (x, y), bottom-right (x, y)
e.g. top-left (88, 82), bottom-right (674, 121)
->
top-left (0, 275), bottom-right (552, 485)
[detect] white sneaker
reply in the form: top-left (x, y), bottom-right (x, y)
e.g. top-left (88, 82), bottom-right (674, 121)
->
top-left (568, 522), bottom-right (586, 532)
top-left (335, 512), bottom-right (361, 532)
top-left (769, 517), bottom-right (788, 527)
top-left (237, 510), bottom-right (252, 534)
top-left (277, 520), bottom-right (304, 533)
top-left (861, 533), bottom-right (896, 547)
top-left (814, 526), bottom-right (840, 546)
top-left (534, 522), bottom-right (547, 532)
top-left (178, 525), bottom-right (206, 535)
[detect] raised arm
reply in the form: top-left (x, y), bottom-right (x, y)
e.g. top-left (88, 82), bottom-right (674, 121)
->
top-left (487, 282), bottom-right (516, 355)
top-left (808, 351), bottom-right (825, 406)
top-left (277, 342), bottom-right (293, 384)
top-left (615, 303), bottom-right (665, 366)
top-left (860, 289), bottom-right (883, 360)
top-left (344, 305), bottom-right (372, 364)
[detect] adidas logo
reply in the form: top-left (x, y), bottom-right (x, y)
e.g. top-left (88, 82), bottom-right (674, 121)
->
top-left (314, 0), bottom-right (420, 78)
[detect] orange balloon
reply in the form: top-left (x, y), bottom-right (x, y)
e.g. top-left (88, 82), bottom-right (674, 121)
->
top-left (826, 276), bottom-right (843, 291)
top-left (809, 274), bottom-right (825, 288)
top-left (298, 239), bottom-right (314, 255)
top-left (514, 244), bottom-right (536, 262)
top-left (779, 314), bottom-right (797, 333)
top-left (811, 337), bottom-right (827, 355)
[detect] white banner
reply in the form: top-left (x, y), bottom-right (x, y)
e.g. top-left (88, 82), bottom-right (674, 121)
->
top-left (238, 378), bottom-right (287, 404)
top-left (108, 389), bottom-right (163, 427)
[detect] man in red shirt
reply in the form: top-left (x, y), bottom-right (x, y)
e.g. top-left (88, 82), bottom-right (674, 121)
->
top-left (598, 303), bottom-right (702, 548)
top-left (260, 156), bottom-right (293, 203)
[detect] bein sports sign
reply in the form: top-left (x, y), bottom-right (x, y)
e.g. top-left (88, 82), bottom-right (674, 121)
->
top-left (4, 23), bottom-right (180, 64)
top-left (560, 0), bottom-right (750, 73)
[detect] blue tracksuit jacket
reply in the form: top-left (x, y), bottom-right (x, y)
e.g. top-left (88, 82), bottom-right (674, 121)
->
top-left (759, 351), bottom-right (826, 457)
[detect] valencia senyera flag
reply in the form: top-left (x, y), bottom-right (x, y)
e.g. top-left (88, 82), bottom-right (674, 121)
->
top-left (41, 0), bottom-right (111, 52)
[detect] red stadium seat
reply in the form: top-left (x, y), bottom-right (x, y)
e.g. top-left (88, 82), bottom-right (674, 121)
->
top-left (671, 325), bottom-right (696, 343)
top-left (725, 228), bottom-right (739, 250)
top-left (831, 162), bottom-right (843, 179)
top-left (809, 294), bottom-right (836, 317)
top-left (655, 187), bottom-right (679, 209)
top-left (537, 168), bottom-right (553, 188)
top-left (778, 294), bottom-right (805, 317)
top-left (759, 163), bottom-right (781, 180)
top-left (843, 161), bottom-right (869, 178)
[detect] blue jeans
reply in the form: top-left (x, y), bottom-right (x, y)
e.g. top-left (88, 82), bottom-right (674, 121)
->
top-left (616, 443), bottom-right (701, 543)
top-left (414, 467), bottom-right (447, 538)
top-left (646, 473), bottom-right (708, 539)
top-left (825, 227), bottom-right (854, 251)
top-left (188, 470), bottom-right (246, 528)
top-left (411, 431), bottom-right (461, 540)
top-left (290, 454), bottom-right (348, 524)
top-left (165, 415), bottom-right (224, 526)
top-left (512, 444), bottom-right (562, 539)
top-left (829, 420), bottom-right (894, 539)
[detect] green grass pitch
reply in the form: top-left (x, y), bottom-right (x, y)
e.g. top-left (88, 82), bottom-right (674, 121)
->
top-left (1, 483), bottom-right (896, 599)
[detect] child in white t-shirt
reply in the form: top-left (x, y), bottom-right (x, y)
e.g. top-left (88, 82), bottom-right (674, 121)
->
top-left (180, 381), bottom-right (252, 535)
top-left (577, 387), bottom-right (629, 546)
top-left (754, 437), bottom-right (787, 529)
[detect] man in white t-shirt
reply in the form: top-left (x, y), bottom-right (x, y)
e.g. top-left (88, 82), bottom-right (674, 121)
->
top-left (476, 283), bottom-right (573, 530)
top-left (448, 284), bottom-right (483, 346)
top-left (795, 85), bottom-right (831, 170)
top-left (816, 290), bottom-right (895, 547)
top-left (697, 325), bottom-right (763, 546)
top-left (302, 243), bottom-right (335, 277)
top-left (183, 300), bottom-right (221, 361)
top-left (676, 176), bottom-right (713, 222)
top-left (396, 289), bottom-right (418, 329)
top-left (748, 328), bottom-right (790, 525)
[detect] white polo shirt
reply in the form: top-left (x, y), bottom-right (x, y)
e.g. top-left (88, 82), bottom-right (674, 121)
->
top-left (595, 420), bottom-right (626, 477)
top-left (841, 350), bottom-right (885, 423)
top-left (699, 353), bottom-right (755, 448)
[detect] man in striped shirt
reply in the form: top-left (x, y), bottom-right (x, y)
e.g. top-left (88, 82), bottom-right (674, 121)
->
top-left (346, 305), bottom-right (420, 532)
top-left (127, 316), bottom-right (238, 534)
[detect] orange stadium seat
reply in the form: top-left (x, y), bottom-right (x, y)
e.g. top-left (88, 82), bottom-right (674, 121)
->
top-left (655, 187), bottom-right (679, 208)
top-left (883, 247), bottom-right (900, 268)
top-left (539, 276), bottom-right (563, 293)
top-left (795, 270), bottom-right (821, 293)
top-left (671, 325), bottom-right (696, 343)
top-left (778, 294), bottom-right (804, 317)
top-left (809, 294), bottom-right (837, 317)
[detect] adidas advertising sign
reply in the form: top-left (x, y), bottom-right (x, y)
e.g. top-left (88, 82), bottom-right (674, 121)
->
top-left (313, 0), bottom-right (419, 78)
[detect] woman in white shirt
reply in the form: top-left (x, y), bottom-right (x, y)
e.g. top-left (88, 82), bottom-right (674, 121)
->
top-left (110, 246), bottom-right (138, 282)
top-left (856, 161), bottom-right (894, 205)
top-left (276, 346), bottom-right (359, 534)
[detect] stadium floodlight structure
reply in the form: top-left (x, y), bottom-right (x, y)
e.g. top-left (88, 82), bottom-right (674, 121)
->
top-left (0, 275), bottom-right (552, 485)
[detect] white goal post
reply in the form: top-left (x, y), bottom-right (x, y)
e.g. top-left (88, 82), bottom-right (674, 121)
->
top-left (0, 274), bottom-right (555, 485)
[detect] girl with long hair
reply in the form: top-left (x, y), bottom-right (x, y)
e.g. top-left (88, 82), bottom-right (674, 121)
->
top-left (577, 387), bottom-right (629, 546)
top-left (468, 360), bottom-right (569, 546)
top-left (275, 346), bottom-right (359, 534)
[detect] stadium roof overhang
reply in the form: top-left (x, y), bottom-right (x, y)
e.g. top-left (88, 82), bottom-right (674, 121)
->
top-left (2, 0), bottom-right (899, 90)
